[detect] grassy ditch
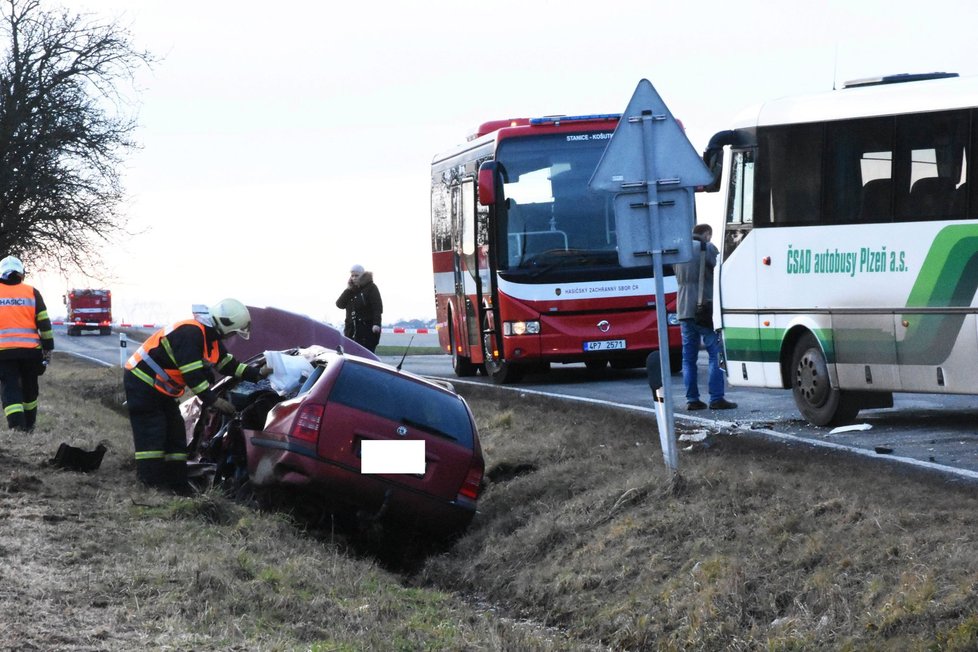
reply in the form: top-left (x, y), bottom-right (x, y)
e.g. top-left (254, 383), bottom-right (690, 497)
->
top-left (423, 385), bottom-right (978, 650)
top-left (0, 355), bottom-right (586, 651)
top-left (4, 353), bottom-right (978, 650)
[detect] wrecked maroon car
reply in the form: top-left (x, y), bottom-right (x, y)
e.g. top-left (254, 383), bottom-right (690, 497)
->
top-left (182, 347), bottom-right (485, 538)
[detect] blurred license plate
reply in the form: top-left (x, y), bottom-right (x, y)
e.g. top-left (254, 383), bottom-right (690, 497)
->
top-left (583, 339), bottom-right (626, 351)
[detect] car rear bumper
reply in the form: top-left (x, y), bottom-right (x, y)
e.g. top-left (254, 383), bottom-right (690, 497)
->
top-left (244, 432), bottom-right (476, 535)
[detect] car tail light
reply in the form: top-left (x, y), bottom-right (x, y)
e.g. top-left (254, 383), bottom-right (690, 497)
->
top-left (290, 404), bottom-right (324, 443)
top-left (457, 458), bottom-right (483, 501)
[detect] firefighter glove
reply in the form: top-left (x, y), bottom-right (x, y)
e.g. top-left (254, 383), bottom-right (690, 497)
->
top-left (259, 364), bottom-right (273, 377)
top-left (212, 398), bottom-right (236, 415)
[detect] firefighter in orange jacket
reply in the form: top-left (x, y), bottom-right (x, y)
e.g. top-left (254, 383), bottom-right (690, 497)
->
top-left (123, 298), bottom-right (271, 492)
top-left (0, 256), bottom-right (54, 431)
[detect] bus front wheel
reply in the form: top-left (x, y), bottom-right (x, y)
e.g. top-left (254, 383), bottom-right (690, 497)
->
top-left (482, 329), bottom-right (522, 385)
top-left (790, 333), bottom-right (859, 426)
top-left (669, 347), bottom-right (683, 375)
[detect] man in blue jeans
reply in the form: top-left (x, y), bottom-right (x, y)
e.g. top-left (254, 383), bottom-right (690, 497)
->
top-left (674, 224), bottom-right (736, 411)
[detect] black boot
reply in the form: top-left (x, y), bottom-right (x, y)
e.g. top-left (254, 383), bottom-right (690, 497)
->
top-left (165, 461), bottom-right (195, 496)
top-left (136, 458), bottom-right (167, 489)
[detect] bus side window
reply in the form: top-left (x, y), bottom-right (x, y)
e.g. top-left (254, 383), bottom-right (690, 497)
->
top-left (756, 123), bottom-right (823, 225)
top-left (894, 109), bottom-right (969, 221)
top-left (825, 118), bottom-right (892, 224)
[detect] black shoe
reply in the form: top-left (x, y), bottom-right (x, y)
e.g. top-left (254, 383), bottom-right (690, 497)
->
top-left (709, 399), bottom-right (738, 410)
top-left (686, 400), bottom-right (708, 411)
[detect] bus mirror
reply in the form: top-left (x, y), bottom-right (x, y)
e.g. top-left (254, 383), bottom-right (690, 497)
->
top-left (701, 130), bottom-right (739, 194)
top-left (701, 147), bottom-right (723, 193)
top-left (478, 161), bottom-right (499, 206)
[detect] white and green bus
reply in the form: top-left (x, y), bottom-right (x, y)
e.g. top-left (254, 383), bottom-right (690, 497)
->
top-left (702, 72), bottom-right (978, 426)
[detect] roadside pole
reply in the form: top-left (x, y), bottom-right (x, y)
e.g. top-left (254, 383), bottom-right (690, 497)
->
top-left (119, 332), bottom-right (128, 368)
top-left (590, 79), bottom-right (714, 477)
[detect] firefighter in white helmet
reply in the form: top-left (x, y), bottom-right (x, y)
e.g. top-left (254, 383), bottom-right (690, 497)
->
top-left (0, 255), bottom-right (54, 431)
top-left (123, 298), bottom-right (272, 493)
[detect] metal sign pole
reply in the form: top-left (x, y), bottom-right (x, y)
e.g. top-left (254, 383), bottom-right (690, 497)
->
top-left (635, 110), bottom-right (679, 474)
top-left (589, 79), bottom-right (714, 478)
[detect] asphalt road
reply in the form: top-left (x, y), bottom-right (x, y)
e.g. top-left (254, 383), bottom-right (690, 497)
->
top-left (381, 348), bottom-right (978, 482)
top-left (53, 326), bottom-right (978, 481)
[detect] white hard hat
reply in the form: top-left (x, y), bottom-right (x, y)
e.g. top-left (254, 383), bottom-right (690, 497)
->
top-left (0, 256), bottom-right (24, 281)
top-left (209, 298), bottom-right (252, 340)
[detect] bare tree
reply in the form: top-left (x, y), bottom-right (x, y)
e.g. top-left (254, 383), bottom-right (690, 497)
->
top-left (0, 0), bottom-right (151, 271)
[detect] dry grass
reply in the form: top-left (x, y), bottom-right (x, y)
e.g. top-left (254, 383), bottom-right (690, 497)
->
top-left (421, 385), bottom-right (978, 651)
top-left (4, 353), bottom-right (978, 650)
top-left (0, 355), bottom-right (586, 651)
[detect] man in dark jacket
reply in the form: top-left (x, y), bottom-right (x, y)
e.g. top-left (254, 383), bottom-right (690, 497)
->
top-left (123, 298), bottom-right (272, 493)
top-left (674, 224), bottom-right (736, 411)
top-left (0, 256), bottom-right (54, 431)
top-left (335, 264), bottom-right (383, 352)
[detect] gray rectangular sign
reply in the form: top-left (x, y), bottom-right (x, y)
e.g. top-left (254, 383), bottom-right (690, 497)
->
top-left (614, 188), bottom-right (695, 267)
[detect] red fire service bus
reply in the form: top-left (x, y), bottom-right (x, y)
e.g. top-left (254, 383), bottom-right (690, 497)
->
top-left (64, 288), bottom-right (113, 336)
top-left (431, 114), bottom-right (682, 383)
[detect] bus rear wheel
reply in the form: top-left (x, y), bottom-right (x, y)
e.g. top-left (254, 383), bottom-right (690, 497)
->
top-left (449, 319), bottom-right (477, 377)
top-left (790, 333), bottom-right (860, 426)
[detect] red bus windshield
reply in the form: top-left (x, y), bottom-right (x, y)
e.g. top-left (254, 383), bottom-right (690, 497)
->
top-left (494, 132), bottom-right (656, 280)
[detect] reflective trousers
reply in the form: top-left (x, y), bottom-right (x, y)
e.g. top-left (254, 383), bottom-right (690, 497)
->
top-left (123, 371), bottom-right (189, 489)
top-left (0, 357), bottom-right (41, 431)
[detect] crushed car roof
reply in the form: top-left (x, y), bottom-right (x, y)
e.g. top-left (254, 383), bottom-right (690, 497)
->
top-left (226, 306), bottom-right (379, 362)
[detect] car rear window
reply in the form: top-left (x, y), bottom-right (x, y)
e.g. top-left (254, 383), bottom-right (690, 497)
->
top-left (329, 361), bottom-right (474, 448)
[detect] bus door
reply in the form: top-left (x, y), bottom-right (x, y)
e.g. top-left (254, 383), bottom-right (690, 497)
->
top-left (473, 182), bottom-right (492, 344)
top-left (452, 179), bottom-right (483, 361)
top-left (719, 148), bottom-right (770, 385)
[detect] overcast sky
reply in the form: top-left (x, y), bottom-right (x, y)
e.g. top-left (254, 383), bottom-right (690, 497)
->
top-left (30, 0), bottom-right (978, 325)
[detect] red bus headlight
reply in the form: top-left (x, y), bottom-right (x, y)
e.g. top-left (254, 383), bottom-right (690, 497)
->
top-left (503, 320), bottom-right (540, 336)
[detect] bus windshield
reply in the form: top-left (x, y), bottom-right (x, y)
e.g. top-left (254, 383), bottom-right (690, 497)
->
top-left (495, 132), bottom-right (644, 278)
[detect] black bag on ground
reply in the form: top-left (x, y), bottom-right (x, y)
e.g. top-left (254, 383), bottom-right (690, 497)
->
top-left (50, 443), bottom-right (107, 472)
top-left (694, 302), bottom-right (713, 330)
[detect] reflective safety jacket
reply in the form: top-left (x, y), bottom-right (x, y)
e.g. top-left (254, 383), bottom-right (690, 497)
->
top-left (124, 319), bottom-right (260, 401)
top-left (0, 281), bottom-right (54, 352)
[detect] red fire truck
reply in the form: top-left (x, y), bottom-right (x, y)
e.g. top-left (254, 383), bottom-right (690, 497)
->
top-left (64, 289), bottom-right (113, 336)
top-left (431, 114), bottom-right (683, 384)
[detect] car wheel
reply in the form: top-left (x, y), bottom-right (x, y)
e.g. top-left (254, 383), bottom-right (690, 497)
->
top-left (449, 318), bottom-right (477, 377)
top-left (790, 332), bottom-right (860, 426)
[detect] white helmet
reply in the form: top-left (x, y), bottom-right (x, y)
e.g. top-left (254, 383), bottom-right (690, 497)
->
top-left (209, 298), bottom-right (252, 340)
top-left (0, 256), bottom-right (24, 281)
